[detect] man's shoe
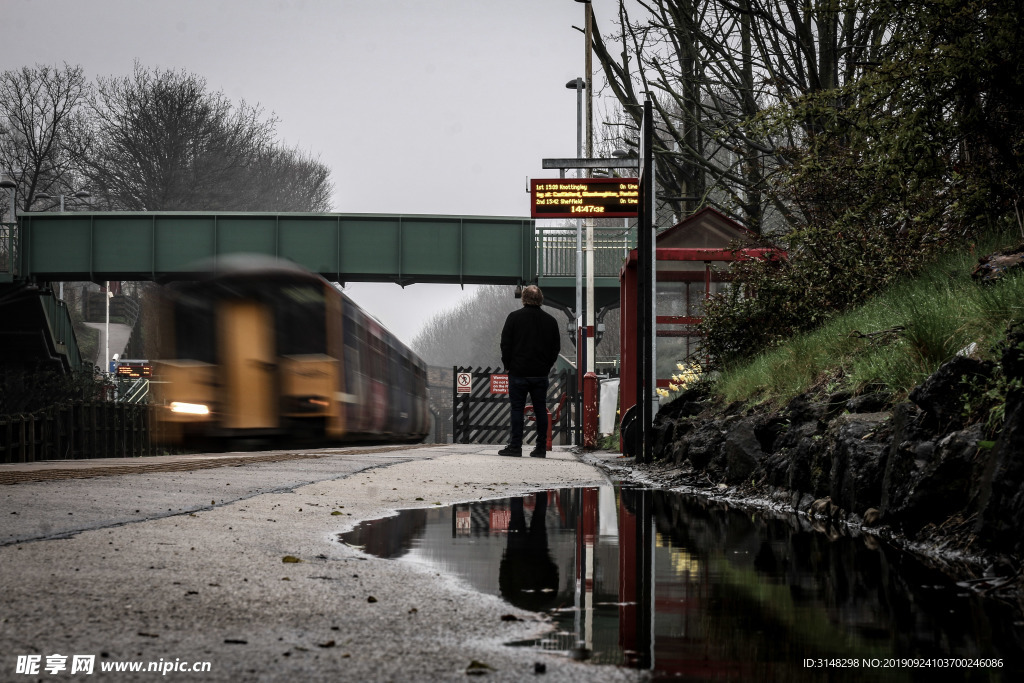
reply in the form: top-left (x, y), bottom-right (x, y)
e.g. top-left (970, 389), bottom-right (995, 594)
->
top-left (529, 448), bottom-right (546, 458)
top-left (497, 445), bottom-right (522, 457)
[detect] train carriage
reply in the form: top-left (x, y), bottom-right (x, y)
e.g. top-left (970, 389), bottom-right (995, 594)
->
top-left (151, 255), bottom-right (429, 448)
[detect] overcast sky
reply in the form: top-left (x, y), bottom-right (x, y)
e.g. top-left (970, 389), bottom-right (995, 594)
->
top-left (2, 0), bottom-right (621, 345)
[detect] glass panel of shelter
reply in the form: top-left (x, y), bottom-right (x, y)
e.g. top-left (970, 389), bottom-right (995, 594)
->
top-left (655, 260), bottom-right (730, 394)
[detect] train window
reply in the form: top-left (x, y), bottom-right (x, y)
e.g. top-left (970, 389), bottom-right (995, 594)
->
top-left (343, 307), bottom-right (359, 350)
top-left (173, 295), bottom-right (216, 362)
top-left (276, 285), bottom-right (326, 355)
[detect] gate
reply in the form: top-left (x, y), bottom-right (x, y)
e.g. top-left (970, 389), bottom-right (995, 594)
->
top-left (452, 366), bottom-right (574, 445)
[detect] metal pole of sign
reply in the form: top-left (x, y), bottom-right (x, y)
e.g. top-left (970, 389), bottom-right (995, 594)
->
top-left (645, 99), bottom-right (657, 465)
top-left (570, 76), bottom-right (585, 448)
top-left (635, 98), bottom-right (655, 464)
top-left (582, 0), bottom-right (598, 450)
top-left (105, 281), bottom-right (111, 376)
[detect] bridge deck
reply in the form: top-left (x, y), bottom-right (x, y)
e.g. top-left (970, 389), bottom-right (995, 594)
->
top-left (15, 212), bottom-right (537, 285)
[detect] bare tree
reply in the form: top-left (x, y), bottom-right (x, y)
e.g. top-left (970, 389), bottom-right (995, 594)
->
top-left (245, 145), bottom-right (334, 212)
top-left (592, 0), bottom-right (889, 232)
top-left (78, 64), bottom-right (279, 211)
top-left (0, 63), bottom-right (90, 212)
top-left (412, 286), bottom-right (576, 369)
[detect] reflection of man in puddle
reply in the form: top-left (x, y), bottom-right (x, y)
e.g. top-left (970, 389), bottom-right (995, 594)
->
top-left (499, 492), bottom-right (559, 612)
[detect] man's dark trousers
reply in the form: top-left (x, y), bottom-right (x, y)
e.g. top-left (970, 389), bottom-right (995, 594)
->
top-left (508, 375), bottom-right (548, 449)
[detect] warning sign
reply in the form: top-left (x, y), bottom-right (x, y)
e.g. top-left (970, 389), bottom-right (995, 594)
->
top-left (489, 374), bottom-right (508, 394)
top-left (456, 372), bottom-right (472, 394)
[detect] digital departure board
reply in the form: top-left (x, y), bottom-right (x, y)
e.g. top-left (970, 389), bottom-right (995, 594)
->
top-left (115, 361), bottom-right (152, 379)
top-left (531, 178), bottom-right (640, 219)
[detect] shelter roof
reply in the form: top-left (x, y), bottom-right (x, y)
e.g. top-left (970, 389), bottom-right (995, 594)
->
top-left (656, 206), bottom-right (763, 249)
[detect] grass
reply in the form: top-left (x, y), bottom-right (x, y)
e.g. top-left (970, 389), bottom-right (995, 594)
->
top-left (715, 232), bottom-right (1024, 407)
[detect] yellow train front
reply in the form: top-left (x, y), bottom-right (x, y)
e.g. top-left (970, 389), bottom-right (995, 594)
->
top-left (151, 256), bottom-right (429, 448)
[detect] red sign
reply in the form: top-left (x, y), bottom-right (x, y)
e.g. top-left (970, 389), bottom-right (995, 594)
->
top-left (531, 178), bottom-right (640, 218)
top-left (490, 374), bottom-right (508, 394)
top-left (456, 372), bottom-right (472, 394)
top-left (489, 509), bottom-right (511, 531)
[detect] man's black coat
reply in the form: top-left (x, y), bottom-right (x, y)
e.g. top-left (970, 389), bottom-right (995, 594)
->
top-left (500, 304), bottom-right (561, 377)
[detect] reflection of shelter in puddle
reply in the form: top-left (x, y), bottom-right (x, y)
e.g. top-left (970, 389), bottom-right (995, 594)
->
top-left (340, 487), bottom-right (1024, 680)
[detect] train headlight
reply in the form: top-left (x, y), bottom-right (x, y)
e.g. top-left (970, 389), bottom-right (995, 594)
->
top-left (169, 401), bottom-right (211, 415)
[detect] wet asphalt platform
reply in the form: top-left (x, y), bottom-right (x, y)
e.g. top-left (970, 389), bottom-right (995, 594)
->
top-left (0, 444), bottom-right (638, 682)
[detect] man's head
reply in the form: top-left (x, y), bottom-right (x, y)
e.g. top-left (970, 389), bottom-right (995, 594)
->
top-left (521, 285), bottom-right (543, 306)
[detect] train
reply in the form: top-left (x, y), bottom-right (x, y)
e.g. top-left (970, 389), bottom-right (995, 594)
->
top-left (151, 255), bottom-right (430, 448)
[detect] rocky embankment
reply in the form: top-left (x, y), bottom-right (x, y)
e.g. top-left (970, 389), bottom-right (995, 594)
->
top-left (638, 322), bottom-right (1024, 593)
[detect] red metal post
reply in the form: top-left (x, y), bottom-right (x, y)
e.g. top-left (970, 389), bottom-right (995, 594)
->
top-left (583, 371), bottom-right (598, 449)
top-left (619, 255), bottom-right (638, 452)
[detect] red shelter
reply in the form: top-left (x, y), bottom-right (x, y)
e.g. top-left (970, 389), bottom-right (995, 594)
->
top-left (618, 207), bottom-right (782, 422)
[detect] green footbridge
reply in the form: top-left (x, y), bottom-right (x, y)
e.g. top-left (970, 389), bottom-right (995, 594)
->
top-left (1, 212), bottom-right (631, 371)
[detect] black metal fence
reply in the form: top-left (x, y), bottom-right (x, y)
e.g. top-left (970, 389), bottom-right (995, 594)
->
top-left (0, 402), bottom-right (158, 464)
top-left (452, 366), bottom-right (574, 445)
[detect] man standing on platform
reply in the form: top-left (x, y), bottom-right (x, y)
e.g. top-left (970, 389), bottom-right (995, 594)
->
top-left (498, 285), bottom-right (561, 458)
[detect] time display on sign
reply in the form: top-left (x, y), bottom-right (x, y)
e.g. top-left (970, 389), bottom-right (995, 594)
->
top-left (531, 178), bottom-right (640, 218)
top-left (115, 361), bottom-right (152, 379)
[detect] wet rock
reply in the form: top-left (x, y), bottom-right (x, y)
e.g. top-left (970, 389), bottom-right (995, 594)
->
top-left (810, 497), bottom-right (832, 516)
top-left (775, 394), bottom-right (827, 451)
top-left (657, 386), bottom-right (710, 421)
top-left (999, 321), bottom-right (1024, 381)
top-left (754, 416), bottom-right (789, 454)
top-left (683, 419), bottom-right (727, 472)
top-left (646, 324), bottom-right (1024, 563)
top-left (908, 356), bottom-right (994, 430)
top-left (723, 417), bottom-right (763, 483)
top-left (785, 435), bottom-right (822, 495)
top-left (826, 391), bottom-right (854, 418)
top-left (846, 392), bottom-right (891, 414)
top-left (650, 418), bottom-right (678, 456)
top-left (759, 451), bottom-right (790, 488)
top-left (975, 391), bottom-right (1024, 555)
top-left (827, 412), bottom-right (890, 515)
top-left (882, 423), bottom-right (987, 533)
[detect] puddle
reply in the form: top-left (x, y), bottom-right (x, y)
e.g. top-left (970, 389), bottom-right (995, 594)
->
top-left (340, 487), bottom-right (1024, 680)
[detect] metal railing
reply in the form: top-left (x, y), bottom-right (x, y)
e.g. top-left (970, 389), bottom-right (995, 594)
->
top-left (118, 378), bottom-right (150, 404)
top-left (536, 226), bottom-right (635, 278)
top-left (39, 291), bottom-right (84, 370)
top-left (0, 402), bottom-right (156, 463)
top-left (0, 221), bottom-right (14, 281)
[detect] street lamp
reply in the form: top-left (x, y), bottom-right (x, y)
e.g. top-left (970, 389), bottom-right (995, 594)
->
top-left (574, 0), bottom-right (594, 160)
top-left (35, 190), bottom-right (91, 212)
top-left (574, 0), bottom-right (598, 448)
top-left (0, 174), bottom-right (15, 277)
top-left (0, 173), bottom-right (16, 224)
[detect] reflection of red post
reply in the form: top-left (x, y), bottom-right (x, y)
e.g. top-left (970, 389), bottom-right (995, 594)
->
top-left (583, 372), bottom-right (598, 449)
top-left (618, 494), bottom-right (638, 663)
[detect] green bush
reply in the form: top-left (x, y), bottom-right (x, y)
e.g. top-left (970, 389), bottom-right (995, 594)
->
top-left (713, 232), bottom-right (1024, 408)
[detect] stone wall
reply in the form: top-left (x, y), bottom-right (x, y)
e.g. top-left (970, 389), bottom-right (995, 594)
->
top-left (650, 323), bottom-right (1024, 559)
